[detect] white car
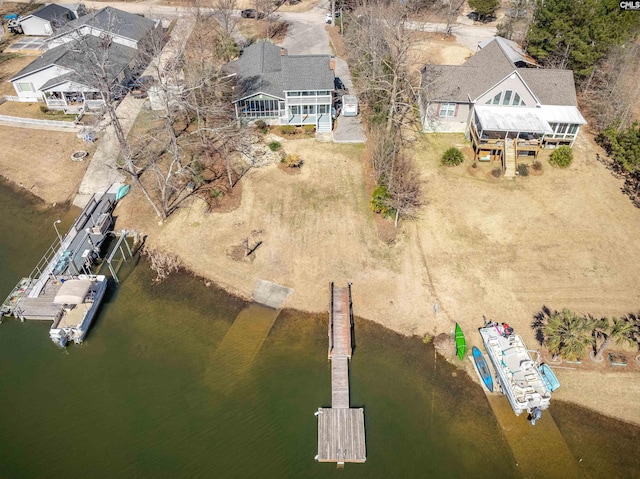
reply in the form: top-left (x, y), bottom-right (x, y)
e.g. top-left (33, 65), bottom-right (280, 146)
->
top-left (325, 12), bottom-right (340, 23)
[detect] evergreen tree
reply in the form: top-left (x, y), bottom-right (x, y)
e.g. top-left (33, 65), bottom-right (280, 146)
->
top-left (526, 0), bottom-right (640, 80)
top-left (469, 0), bottom-right (500, 20)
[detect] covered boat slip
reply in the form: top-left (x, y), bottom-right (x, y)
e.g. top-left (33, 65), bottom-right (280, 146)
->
top-left (479, 324), bottom-right (551, 416)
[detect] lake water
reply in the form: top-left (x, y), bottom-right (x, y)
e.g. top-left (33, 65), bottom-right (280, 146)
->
top-left (0, 179), bottom-right (638, 478)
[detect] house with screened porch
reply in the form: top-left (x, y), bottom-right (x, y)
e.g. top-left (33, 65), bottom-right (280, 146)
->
top-left (9, 7), bottom-right (159, 114)
top-left (418, 36), bottom-right (586, 176)
top-left (228, 41), bottom-right (335, 133)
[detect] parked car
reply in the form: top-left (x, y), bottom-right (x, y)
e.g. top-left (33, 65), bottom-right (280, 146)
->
top-left (324, 11), bottom-right (341, 24)
top-left (241, 8), bottom-right (264, 19)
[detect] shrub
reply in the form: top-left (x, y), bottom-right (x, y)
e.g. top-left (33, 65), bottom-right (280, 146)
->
top-left (280, 125), bottom-right (297, 136)
top-left (303, 125), bottom-right (315, 135)
top-left (39, 105), bottom-right (49, 114)
top-left (268, 141), bottom-right (281, 151)
top-left (255, 120), bottom-right (268, 133)
top-left (549, 146), bottom-right (573, 168)
top-left (517, 163), bottom-right (529, 176)
top-left (370, 184), bottom-right (392, 216)
top-left (491, 167), bottom-right (502, 178)
top-left (283, 153), bottom-right (303, 168)
top-left (441, 147), bottom-right (464, 166)
top-left (532, 160), bottom-right (543, 171)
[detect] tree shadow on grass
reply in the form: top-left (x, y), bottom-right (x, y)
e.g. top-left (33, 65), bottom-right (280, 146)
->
top-left (531, 305), bottom-right (552, 346)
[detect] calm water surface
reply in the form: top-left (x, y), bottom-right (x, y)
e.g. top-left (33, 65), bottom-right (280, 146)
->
top-left (0, 180), bottom-right (638, 478)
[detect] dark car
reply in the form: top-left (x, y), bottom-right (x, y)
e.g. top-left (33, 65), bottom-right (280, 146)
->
top-left (241, 8), bottom-right (264, 18)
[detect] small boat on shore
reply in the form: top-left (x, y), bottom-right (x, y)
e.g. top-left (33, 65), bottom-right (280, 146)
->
top-left (479, 320), bottom-right (553, 425)
top-left (455, 323), bottom-right (466, 360)
top-left (472, 346), bottom-right (494, 392)
top-left (49, 275), bottom-right (108, 347)
top-left (539, 363), bottom-right (560, 392)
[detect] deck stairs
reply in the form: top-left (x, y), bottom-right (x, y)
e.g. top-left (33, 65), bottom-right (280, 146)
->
top-left (317, 115), bottom-right (332, 133)
top-left (504, 139), bottom-right (516, 177)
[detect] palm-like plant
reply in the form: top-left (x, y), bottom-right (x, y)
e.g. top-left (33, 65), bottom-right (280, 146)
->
top-left (543, 309), bottom-right (592, 361)
top-left (594, 317), bottom-right (638, 359)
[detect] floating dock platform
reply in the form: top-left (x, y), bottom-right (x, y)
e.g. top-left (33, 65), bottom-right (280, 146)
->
top-left (316, 283), bottom-right (366, 467)
top-left (1, 184), bottom-right (134, 345)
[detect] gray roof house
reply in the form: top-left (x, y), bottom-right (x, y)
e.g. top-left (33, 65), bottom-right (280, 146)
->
top-left (18, 4), bottom-right (86, 36)
top-left (228, 41), bottom-right (335, 133)
top-left (418, 36), bottom-right (586, 176)
top-left (48, 6), bottom-right (160, 50)
top-left (9, 7), bottom-right (159, 113)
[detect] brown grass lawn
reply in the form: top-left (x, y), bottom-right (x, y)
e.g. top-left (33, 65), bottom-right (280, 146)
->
top-left (112, 128), bottom-right (640, 424)
top-left (0, 101), bottom-right (77, 121)
top-left (0, 125), bottom-right (94, 204)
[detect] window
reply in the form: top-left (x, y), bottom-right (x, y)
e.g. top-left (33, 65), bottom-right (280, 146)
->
top-left (302, 105), bottom-right (316, 114)
top-left (568, 124), bottom-right (579, 135)
top-left (288, 92), bottom-right (300, 97)
top-left (301, 91), bottom-right (313, 96)
top-left (439, 103), bottom-right (456, 117)
top-left (318, 105), bottom-right (329, 114)
top-left (486, 90), bottom-right (527, 106)
top-left (291, 105), bottom-right (300, 114)
top-left (513, 92), bottom-right (521, 106)
top-left (317, 91), bottom-right (330, 96)
top-left (17, 82), bottom-right (32, 92)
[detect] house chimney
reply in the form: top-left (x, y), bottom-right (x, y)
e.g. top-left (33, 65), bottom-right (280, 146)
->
top-left (329, 58), bottom-right (335, 71)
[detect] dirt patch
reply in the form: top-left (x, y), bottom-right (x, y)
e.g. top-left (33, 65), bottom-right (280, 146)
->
top-left (237, 18), bottom-right (289, 42)
top-left (0, 124), bottom-right (93, 204)
top-left (325, 25), bottom-right (346, 57)
top-left (409, 32), bottom-right (472, 72)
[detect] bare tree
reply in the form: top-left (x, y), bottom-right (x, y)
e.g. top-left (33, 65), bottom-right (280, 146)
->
top-left (62, 12), bottom-right (166, 219)
top-left (581, 42), bottom-right (640, 132)
top-left (345, 3), bottom-right (419, 133)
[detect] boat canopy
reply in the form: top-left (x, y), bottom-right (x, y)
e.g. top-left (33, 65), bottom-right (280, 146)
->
top-left (54, 279), bottom-right (92, 304)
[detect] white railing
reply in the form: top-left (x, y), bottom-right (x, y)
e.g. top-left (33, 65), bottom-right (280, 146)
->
top-left (46, 99), bottom-right (66, 107)
top-left (286, 95), bottom-right (332, 105)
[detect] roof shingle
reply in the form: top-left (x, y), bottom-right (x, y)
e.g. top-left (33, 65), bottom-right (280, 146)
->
top-left (232, 41), bottom-right (334, 101)
top-left (421, 37), bottom-right (579, 107)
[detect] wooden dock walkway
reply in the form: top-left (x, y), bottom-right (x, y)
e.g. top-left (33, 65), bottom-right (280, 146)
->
top-left (316, 283), bottom-right (366, 466)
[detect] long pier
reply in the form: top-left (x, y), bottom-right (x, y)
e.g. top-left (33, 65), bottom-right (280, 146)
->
top-left (316, 283), bottom-right (366, 467)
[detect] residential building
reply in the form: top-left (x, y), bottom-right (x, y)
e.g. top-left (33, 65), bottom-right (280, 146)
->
top-left (228, 41), bottom-right (335, 133)
top-left (18, 4), bottom-right (87, 36)
top-left (419, 37), bottom-right (586, 175)
top-left (9, 7), bottom-right (160, 113)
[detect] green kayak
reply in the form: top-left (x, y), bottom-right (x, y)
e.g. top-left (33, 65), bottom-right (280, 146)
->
top-left (455, 323), bottom-right (466, 361)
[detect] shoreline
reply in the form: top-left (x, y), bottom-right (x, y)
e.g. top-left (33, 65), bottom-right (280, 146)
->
top-left (2, 161), bottom-right (640, 429)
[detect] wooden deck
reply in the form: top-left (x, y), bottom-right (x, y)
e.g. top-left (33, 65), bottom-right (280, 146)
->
top-left (317, 283), bottom-right (366, 466)
top-left (317, 408), bottom-right (366, 463)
